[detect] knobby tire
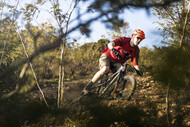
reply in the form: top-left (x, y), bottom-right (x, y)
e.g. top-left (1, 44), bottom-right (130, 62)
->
top-left (99, 75), bottom-right (136, 100)
top-left (117, 75), bottom-right (136, 100)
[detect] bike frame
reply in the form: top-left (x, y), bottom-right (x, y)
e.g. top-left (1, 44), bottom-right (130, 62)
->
top-left (95, 61), bottom-right (129, 97)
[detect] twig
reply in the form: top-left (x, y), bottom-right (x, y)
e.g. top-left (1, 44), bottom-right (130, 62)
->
top-left (179, 2), bottom-right (190, 47)
top-left (0, 0), bottom-right (19, 65)
top-left (166, 80), bottom-right (171, 126)
top-left (15, 25), bottom-right (49, 108)
top-left (1, 85), bottom-right (20, 99)
top-left (0, 1), bottom-right (181, 79)
top-left (65, 95), bottom-right (83, 109)
top-left (57, 0), bottom-right (80, 108)
top-left (1, 63), bottom-right (29, 99)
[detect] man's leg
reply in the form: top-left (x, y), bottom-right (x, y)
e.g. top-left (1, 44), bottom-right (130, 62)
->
top-left (91, 66), bottom-right (110, 83)
top-left (83, 66), bottom-right (109, 92)
top-left (83, 54), bottom-right (110, 94)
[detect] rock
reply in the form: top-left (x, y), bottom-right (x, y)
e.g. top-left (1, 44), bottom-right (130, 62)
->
top-left (146, 83), bottom-right (150, 87)
top-left (158, 111), bottom-right (163, 117)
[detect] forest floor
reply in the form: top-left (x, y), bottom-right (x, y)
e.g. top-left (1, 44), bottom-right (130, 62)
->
top-left (0, 73), bottom-right (189, 127)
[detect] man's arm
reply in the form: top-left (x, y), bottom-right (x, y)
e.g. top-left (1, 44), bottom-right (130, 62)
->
top-left (107, 41), bottom-right (115, 50)
top-left (108, 41), bottom-right (126, 60)
top-left (108, 37), bottom-right (127, 49)
top-left (131, 47), bottom-right (143, 76)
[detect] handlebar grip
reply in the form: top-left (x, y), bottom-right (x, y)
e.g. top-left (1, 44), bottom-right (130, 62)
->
top-left (111, 48), bottom-right (119, 55)
top-left (112, 48), bottom-right (129, 61)
top-left (134, 68), bottom-right (143, 77)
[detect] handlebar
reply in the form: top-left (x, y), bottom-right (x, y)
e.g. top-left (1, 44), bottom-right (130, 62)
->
top-left (111, 48), bottom-right (129, 61)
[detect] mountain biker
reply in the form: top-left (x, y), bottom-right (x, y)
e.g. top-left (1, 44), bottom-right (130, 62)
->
top-left (82, 29), bottom-right (145, 95)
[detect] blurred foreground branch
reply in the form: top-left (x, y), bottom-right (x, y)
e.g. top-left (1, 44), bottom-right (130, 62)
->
top-left (0, 0), bottom-right (181, 82)
top-left (1, 25), bottom-right (49, 108)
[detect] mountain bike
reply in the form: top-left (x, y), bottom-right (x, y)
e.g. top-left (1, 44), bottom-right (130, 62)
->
top-left (65, 51), bottom-right (138, 108)
top-left (66, 60), bottom-right (137, 109)
top-left (89, 60), bottom-right (136, 100)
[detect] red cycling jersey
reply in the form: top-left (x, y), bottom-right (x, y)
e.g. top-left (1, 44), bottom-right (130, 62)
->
top-left (102, 37), bottom-right (139, 66)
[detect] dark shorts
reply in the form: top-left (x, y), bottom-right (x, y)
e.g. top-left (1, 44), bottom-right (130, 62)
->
top-left (99, 54), bottom-right (122, 71)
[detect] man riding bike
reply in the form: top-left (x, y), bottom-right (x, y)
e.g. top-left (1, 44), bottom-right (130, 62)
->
top-left (82, 29), bottom-right (145, 95)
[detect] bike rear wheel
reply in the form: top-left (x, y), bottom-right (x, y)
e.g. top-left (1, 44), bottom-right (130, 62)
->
top-left (116, 75), bottom-right (136, 100)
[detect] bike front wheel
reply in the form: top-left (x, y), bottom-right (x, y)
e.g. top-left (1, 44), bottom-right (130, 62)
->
top-left (116, 75), bottom-right (136, 100)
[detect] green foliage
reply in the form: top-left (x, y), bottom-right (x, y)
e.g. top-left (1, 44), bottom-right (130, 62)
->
top-left (0, 19), bottom-right (24, 65)
top-left (0, 0), bottom-right (185, 98)
top-left (151, 0), bottom-right (190, 91)
top-left (107, 22), bottom-right (131, 40)
top-left (63, 39), bottom-right (109, 79)
top-left (150, 45), bottom-right (190, 90)
top-left (139, 47), bottom-right (154, 71)
top-left (3, 20), bottom-right (108, 87)
top-left (153, 0), bottom-right (190, 47)
top-left (32, 51), bottom-right (59, 80)
top-left (0, 21), bottom-right (59, 93)
top-left (24, 24), bottom-right (60, 82)
top-left (0, 64), bottom-right (18, 92)
top-left (0, 18), bottom-right (24, 91)
top-left (138, 43), bottom-right (190, 91)
top-left (0, 1), bottom-right (189, 126)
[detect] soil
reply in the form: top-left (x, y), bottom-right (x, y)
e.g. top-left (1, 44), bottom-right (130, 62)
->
top-left (0, 73), bottom-right (189, 127)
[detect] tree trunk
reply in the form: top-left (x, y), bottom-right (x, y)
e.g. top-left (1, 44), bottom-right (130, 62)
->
top-left (179, 2), bottom-right (190, 47)
top-left (166, 80), bottom-right (171, 126)
top-left (57, 43), bottom-right (65, 109)
top-left (57, 0), bottom-right (80, 109)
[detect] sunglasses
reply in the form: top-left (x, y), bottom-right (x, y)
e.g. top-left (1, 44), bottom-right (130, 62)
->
top-left (137, 37), bottom-right (143, 40)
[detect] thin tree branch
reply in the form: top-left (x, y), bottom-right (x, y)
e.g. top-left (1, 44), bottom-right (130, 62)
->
top-left (0, 1), bottom-right (182, 78)
top-left (0, 0), bottom-right (5, 20)
top-left (166, 80), bottom-right (171, 126)
top-left (1, 63), bottom-right (28, 99)
top-left (14, 24), bottom-right (49, 108)
top-left (0, 0), bottom-right (19, 65)
top-left (180, 2), bottom-right (190, 47)
top-left (164, 7), bottom-right (178, 24)
top-left (1, 85), bottom-right (20, 99)
top-left (57, 0), bottom-right (80, 108)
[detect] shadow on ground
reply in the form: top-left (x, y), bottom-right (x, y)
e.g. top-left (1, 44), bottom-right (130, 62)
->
top-left (0, 81), bottom-right (189, 127)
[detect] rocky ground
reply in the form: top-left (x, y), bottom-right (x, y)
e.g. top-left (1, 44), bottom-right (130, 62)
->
top-left (0, 73), bottom-right (189, 127)
top-left (26, 73), bottom-right (190, 127)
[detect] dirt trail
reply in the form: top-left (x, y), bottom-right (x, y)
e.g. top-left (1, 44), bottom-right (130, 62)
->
top-left (27, 73), bottom-right (189, 126)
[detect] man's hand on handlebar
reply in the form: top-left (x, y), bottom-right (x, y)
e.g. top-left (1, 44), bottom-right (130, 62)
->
top-left (135, 70), bottom-right (143, 77)
top-left (111, 48), bottom-right (125, 60)
top-left (111, 48), bottom-right (119, 56)
top-left (133, 65), bottom-right (143, 77)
